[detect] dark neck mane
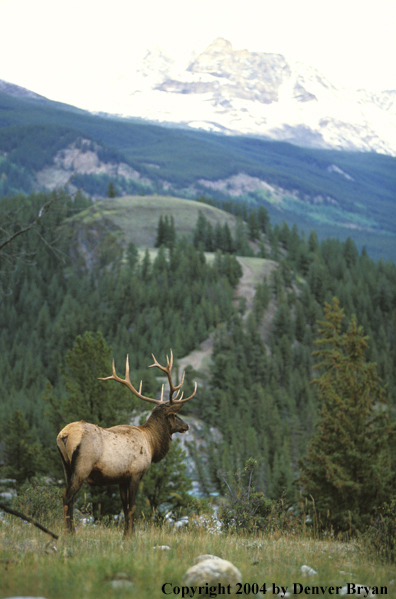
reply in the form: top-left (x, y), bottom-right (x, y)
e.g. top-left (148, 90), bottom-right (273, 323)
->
top-left (141, 412), bottom-right (171, 463)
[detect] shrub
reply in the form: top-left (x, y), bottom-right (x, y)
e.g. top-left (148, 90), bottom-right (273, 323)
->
top-left (218, 458), bottom-right (274, 533)
top-left (13, 478), bottom-right (62, 525)
top-left (365, 499), bottom-right (396, 563)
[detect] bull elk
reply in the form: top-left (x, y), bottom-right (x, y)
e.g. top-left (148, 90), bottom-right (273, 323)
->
top-left (57, 350), bottom-right (196, 536)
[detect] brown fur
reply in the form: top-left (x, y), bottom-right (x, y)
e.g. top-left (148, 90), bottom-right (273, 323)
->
top-left (57, 402), bottom-right (188, 536)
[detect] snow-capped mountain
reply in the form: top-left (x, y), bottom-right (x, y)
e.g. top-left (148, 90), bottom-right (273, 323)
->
top-left (99, 37), bottom-right (396, 156)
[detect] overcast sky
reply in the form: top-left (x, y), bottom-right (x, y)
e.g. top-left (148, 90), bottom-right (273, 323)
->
top-left (1, 0), bottom-right (395, 110)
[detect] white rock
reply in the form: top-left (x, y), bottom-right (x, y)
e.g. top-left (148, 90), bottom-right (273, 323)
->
top-left (194, 554), bottom-right (222, 563)
top-left (183, 557), bottom-right (242, 597)
top-left (174, 516), bottom-right (189, 528)
top-left (153, 545), bottom-right (171, 550)
top-left (110, 579), bottom-right (134, 589)
top-left (301, 564), bottom-right (317, 576)
top-left (109, 572), bottom-right (134, 589)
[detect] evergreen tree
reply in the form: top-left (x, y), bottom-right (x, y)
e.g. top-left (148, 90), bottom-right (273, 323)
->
top-left (222, 222), bottom-right (235, 253)
top-left (126, 241), bottom-right (139, 270)
top-left (299, 298), bottom-right (393, 533)
top-left (257, 206), bottom-right (269, 234)
top-left (343, 237), bottom-right (359, 268)
top-left (1, 408), bottom-right (44, 491)
top-left (270, 439), bottom-right (295, 504)
top-left (107, 181), bottom-right (117, 198)
top-left (141, 248), bottom-right (151, 280)
top-left (279, 221), bottom-right (291, 249)
top-left (46, 331), bottom-right (132, 429)
top-left (155, 215), bottom-right (176, 248)
top-left (214, 222), bottom-right (224, 250)
top-left (294, 300), bottom-right (307, 343)
top-left (155, 215), bottom-right (166, 247)
top-left (164, 215), bottom-right (176, 248)
top-left (247, 211), bottom-right (260, 241)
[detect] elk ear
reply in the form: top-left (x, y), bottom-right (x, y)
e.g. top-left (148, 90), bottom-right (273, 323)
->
top-left (168, 402), bottom-right (183, 414)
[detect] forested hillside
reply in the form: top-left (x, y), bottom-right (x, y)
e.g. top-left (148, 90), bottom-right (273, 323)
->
top-left (1, 89), bottom-right (396, 261)
top-left (0, 190), bottom-right (395, 530)
top-left (194, 220), bottom-right (396, 505)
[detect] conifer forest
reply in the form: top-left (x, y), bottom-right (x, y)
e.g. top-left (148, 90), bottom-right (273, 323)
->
top-left (0, 188), bottom-right (395, 534)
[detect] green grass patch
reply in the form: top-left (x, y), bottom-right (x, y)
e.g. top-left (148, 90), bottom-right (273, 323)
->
top-left (76, 195), bottom-right (240, 249)
top-left (0, 518), bottom-right (393, 598)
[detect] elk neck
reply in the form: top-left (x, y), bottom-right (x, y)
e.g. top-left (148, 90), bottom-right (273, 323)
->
top-left (139, 408), bottom-right (173, 463)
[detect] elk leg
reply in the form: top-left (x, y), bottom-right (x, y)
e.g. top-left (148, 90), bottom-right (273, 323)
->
top-left (62, 475), bottom-right (85, 534)
top-left (119, 482), bottom-right (130, 536)
top-left (122, 477), bottom-right (141, 537)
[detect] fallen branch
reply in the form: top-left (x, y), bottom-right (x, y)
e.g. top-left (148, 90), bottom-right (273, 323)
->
top-left (0, 173), bottom-right (75, 253)
top-left (0, 502), bottom-right (59, 540)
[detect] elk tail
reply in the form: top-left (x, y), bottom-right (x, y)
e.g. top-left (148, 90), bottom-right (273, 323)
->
top-left (56, 422), bottom-right (85, 478)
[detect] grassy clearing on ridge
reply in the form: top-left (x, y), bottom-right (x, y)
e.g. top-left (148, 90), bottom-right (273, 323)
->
top-left (94, 195), bottom-right (239, 249)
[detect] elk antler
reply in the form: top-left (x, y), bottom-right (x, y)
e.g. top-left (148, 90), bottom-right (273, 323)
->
top-left (99, 355), bottom-right (162, 405)
top-left (149, 349), bottom-right (197, 405)
top-left (99, 350), bottom-right (197, 406)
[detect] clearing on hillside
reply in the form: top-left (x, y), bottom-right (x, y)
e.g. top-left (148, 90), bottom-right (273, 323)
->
top-left (93, 195), bottom-right (239, 248)
top-left (177, 256), bottom-right (278, 378)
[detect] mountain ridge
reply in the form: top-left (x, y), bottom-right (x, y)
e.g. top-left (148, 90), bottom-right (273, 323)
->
top-left (0, 85), bottom-right (395, 261)
top-left (102, 37), bottom-right (396, 156)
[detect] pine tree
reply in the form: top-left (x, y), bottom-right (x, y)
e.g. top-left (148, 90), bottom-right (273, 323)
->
top-left (270, 439), bottom-right (295, 503)
top-left (214, 222), bottom-right (224, 250)
top-left (141, 248), bottom-right (151, 280)
top-left (247, 211), bottom-right (260, 241)
top-left (165, 215), bottom-right (176, 249)
top-left (107, 181), bottom-right (117, 198)
top-left (192, 210), bottom-right (207, 249)
top-left (155, 215), bottom-right (166, 247)
top-left (126, 241), bottom-right (139, 270)
top-left (155, 215), bottom-right (175, 248)
top-left (222, 222), bottom-right (235, 253)
top-left (1, 408), bottom-right (44, 490)
top-left (257, 206), bottom-right (269, 234)
top-left (45, 331), bottom-right (132, 429)
top-left (299, 298), bottom-right (393, 533)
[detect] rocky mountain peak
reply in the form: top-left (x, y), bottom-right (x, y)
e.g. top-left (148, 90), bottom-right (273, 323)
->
top-left (205, 37), bottom-right (233, 53)
top-left (157, 38), bottom-right (290, 106)
top-left (187, 37), bottom-right (291, 102)
top-left (86, 38), bottom-right (396, 155)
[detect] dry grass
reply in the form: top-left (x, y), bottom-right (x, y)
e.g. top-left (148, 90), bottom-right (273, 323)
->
top-left (95, 195), bottom-right (239, 248)
top-left (0, 516), bottom-right (394, 598)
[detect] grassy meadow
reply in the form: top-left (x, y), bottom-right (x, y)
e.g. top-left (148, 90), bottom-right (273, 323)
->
top-left (81, 195), bottom-right (239, 249)
top-left (0, 515), bottom-right (394, 598)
